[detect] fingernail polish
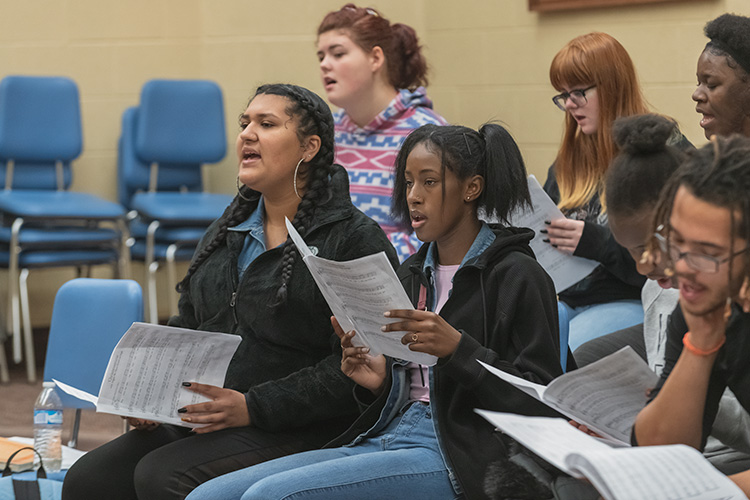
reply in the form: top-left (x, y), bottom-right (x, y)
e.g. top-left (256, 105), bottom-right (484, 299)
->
top-left (540, 229), bottom-right (548, 234)
top-left (544, 220), bottom-right (551, 225)
top-left (177, 407), bottom-right (187, 413)
top-left (552, 244), bottom-right (558, 248)
top-left (380, 325), bottom-right (387, 331)
top-left (182, 417), bottom-right (191, 423)
top-left (543, 238), bottom-right (550, 243)
top-left (182, 382), bottom-right (191, 387)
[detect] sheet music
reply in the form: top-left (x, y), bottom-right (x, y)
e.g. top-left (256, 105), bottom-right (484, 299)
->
top-left (505, 175), bottom-right (598, 292)
top-left (479, 347), bottom-right (658, 444)
top-left (567, 445), bottom-right (748, 500)
top-left (286, 218), bottom-right (437, 366)
top-left (475, 411), bottom-right (748, 500)
top-left (55, 322), bottom-right (241, 428)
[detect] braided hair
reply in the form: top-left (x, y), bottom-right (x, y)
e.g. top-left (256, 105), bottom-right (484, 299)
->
top-left (392, 123), bottom-right (531, 226)
top-left (176, 84), bottom-right (336, 308)
top-left (646, 134), bottom-right (750, 291)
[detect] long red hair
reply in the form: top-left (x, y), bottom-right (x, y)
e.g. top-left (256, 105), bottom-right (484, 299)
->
top-left (550, 32), bottom-right (648, 212)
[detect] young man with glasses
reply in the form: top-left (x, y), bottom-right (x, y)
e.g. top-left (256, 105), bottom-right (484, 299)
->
top-left (633, 134), bottom-right (750, 495)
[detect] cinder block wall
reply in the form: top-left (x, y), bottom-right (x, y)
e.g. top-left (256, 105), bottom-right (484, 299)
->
top-left (0, 0), bottom-right (745, 325)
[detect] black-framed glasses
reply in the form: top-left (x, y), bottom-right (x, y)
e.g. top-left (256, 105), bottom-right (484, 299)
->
top-left (654, 231), bottom-right (750, 274)
top-left (552, 85), bottom-right (596, 111)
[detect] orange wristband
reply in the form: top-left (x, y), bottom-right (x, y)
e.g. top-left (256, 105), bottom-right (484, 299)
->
top-left (682, 332), bottom-right (725, 356)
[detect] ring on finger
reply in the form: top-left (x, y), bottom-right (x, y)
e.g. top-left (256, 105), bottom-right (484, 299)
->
top-left (411, 333), bottom-right (418, 343)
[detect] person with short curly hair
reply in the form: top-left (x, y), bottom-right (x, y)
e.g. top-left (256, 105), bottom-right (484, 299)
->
top-left (62, 84), bottom-right (398, 500)
top-left (693, 13), bottom-right (750, 139)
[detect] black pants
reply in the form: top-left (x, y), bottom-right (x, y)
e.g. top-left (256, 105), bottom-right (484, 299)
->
top-left (61, 421), bottom-right (347, 500)
top-left (572, 323), bottom-right (646, 368)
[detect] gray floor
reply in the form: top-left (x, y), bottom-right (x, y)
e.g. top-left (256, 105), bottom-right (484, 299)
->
top-left (0, 332), bottom-right (123, 452)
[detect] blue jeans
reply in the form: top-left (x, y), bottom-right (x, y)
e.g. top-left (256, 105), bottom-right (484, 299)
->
top-left (561, 300), bottom-right (644, 352)
top-left (185, 402), bottom-right (456, 500)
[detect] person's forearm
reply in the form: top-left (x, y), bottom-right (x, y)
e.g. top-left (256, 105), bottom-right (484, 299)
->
top-left (634, 349), bottom-right (716, 448)
top-left (729, 469), bottom-right (750, 495)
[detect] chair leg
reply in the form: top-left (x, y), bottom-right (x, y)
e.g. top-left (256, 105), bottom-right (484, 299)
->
top-left (19, 268), bottom-right (36, 383)
top-left (9, 218), bottom-right (23, 363)
top-left (68, 409), bottom-right (81, 448)
top-left (145, 221), bottom-right (160, 324)
top-left (0, 340), bottom-right (9, 383)
top-left (166, 244), bottom-right (178, 318)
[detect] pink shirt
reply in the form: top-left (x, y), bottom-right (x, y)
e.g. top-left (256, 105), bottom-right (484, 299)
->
top-left (408, 263), bottom-right (460, 402)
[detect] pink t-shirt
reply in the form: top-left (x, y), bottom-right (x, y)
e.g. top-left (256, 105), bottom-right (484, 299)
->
top-left (408, 263), bottom-right (460, 402)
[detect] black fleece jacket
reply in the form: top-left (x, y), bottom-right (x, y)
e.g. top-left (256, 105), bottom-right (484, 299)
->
top-left (328, 225), bottom-right (572, 500)
top-left (168, 165), bottom-right (399, 433)
top-left (544, 165), bottom-right (645, 307)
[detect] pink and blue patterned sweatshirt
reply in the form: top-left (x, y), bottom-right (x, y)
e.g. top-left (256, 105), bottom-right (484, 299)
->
top-left (333, 87), bottom-right (447, 262)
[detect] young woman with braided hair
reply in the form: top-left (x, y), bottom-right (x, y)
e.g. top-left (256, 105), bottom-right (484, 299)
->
top-left (62, 83), bottom-right (398, 500)
top-left (633, 134), bottom-right (750, 494)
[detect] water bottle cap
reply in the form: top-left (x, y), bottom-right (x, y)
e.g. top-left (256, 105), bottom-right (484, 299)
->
top-left (42, 381), bottom-right (56, 388)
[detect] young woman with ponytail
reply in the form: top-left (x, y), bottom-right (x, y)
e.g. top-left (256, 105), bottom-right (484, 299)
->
top-left (316, 3), bottom-right (447, 262)
top-left (186, 123), bottom-right (566, 500)
top-left (62, 84), bottom-right (398, 500)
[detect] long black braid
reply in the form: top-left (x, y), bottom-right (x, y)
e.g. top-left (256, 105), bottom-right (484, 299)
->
top-left (176, 83), bottom-right (336, 309)
top-left (647, 134), bottom-right (750, 291)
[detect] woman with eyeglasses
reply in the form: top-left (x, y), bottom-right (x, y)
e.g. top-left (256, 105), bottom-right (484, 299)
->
top-left (316, 3), bottom-right (447, 262)
top-left (543, 32), bottom-right (651, 352)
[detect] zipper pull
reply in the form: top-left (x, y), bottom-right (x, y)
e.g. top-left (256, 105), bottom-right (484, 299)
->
top-left (230, 291), bottom-right (238, 324)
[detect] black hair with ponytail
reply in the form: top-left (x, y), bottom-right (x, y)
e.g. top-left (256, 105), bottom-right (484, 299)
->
top-left (391, 123), bottom-right (531, 226)
top-left (176, 83), bottom-right (336, 308)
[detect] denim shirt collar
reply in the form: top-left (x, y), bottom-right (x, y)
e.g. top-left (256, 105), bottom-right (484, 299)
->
top-left (422, 222), bottom-right (496, 275)
top-left (228, 196), bottom-right (264, 241)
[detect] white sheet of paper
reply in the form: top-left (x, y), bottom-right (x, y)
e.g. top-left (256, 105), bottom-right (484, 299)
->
top-left (479, 346), bottom-right (658, 444)
top-left (286, 218), bottom-right (437, 366)
top-left (474, 410), bottom-right (612, 477)
top-left (52, 379), bottom-right (98, 405)
top-left (54, 322), bottom-right (242, 427)
top-left (505, 175), bottom-right (598, 292)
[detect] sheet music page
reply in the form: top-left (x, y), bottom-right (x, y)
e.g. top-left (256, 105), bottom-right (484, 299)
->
top-left (505, 175), bottom-right (598, 292)
top-left (474, 410), bottom-right (613, 477)
top-left (567, 445), bottom-right (749, 500)
top-left (477, 360), bottom-right (548, 401)
top-left (286, 218), bottom-right (437, 366)
top-left (542, 346), bottom-right (658, 444)
top-left (93, 322), bottom-right (242, 427)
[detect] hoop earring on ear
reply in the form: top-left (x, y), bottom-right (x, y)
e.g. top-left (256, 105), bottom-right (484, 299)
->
top-left (739, 275), bottom-right (750, 313)
top-left (293, 158), bottom-right (304, 199)
top-left (236, 176), bottom-right (252, 202)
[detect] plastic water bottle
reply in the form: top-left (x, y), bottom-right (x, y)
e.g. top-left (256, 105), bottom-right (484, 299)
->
top-left (33, 381), bottom-right (63, 472)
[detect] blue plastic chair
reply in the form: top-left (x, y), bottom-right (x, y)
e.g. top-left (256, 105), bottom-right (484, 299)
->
top-left (558, 301), bottom-right (570, 372)
top-left (0, 76), bottom-right (127, 381)
top-left (121, 80), bottom-right (232, 322)
top-left (43, 278), bottom-right (143, 448)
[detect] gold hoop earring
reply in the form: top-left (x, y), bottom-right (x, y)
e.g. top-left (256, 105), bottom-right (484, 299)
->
top-left (293, 158), bottom-right (304, 199)
top-left (236, 176), bottom-right (252, 202)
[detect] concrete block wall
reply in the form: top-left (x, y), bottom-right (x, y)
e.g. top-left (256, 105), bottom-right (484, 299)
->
top-left (0, 0), bottom-right (746, 324)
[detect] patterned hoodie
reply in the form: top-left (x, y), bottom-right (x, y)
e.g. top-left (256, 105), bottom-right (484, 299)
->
top-left (333, 86), bottom-right (447, 261)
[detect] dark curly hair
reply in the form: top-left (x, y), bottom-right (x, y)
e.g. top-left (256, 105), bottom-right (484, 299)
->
top-left (392, 123), bottom-right (531, 226)
top-left (647, 134), bottom-right (750, 292)
top-left (176, 84), bottom-right (335, 308)
top-left (704, 13), bottom-right (750, 79)
top-left (606, 114), bottom-right (687, 218)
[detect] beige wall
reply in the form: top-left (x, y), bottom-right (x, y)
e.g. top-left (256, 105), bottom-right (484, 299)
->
top-left (2, 0), bottom-right (748, 325)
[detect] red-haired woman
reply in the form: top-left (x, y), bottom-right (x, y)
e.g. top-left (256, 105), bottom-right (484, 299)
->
top-left (543, 32), bottom-right (651, 351)
top-left (316, 3), bottom-right (447, 262)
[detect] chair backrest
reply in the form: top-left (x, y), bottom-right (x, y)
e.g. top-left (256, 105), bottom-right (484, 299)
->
top-left (43, 278), bottom-right (143, 409)
top-left (118, 106), bottom-right (203, 208)
top-left (134, 79), bottom-right (226, 192)
top-left (0, 75), bottom-right (81, 190)
top-left (557, 301), bottom-right (570, 372)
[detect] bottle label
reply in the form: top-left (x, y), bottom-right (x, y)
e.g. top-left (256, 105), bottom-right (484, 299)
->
top-left (34, 410), bottom-right (63, 425)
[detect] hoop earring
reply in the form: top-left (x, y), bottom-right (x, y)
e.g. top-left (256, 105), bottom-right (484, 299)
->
top-left (293, 158), bottom-right (304, 199)
top-left (739, 275), bottom-right (750, 313)
top-left (236, 176), bottom-right (252, 202)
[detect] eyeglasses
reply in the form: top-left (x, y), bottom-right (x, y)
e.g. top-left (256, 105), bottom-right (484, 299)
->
top-left (552, 85), bottom-right (596, 111)
top-left (654, 231), bottom-right (750, 274)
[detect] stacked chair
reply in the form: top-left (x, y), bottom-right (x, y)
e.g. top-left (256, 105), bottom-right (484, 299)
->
top-left (0, 76), bottom-right (127, 382)
top-left (118, 79), bottom-right (231, 323)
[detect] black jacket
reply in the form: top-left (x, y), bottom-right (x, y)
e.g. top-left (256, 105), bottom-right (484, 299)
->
top-left (168, 165), bottom-right (399, 433)
top-left (544, 165), bottom-right (645, 307)
top-left (328, 225), bottom-right (571, 499)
